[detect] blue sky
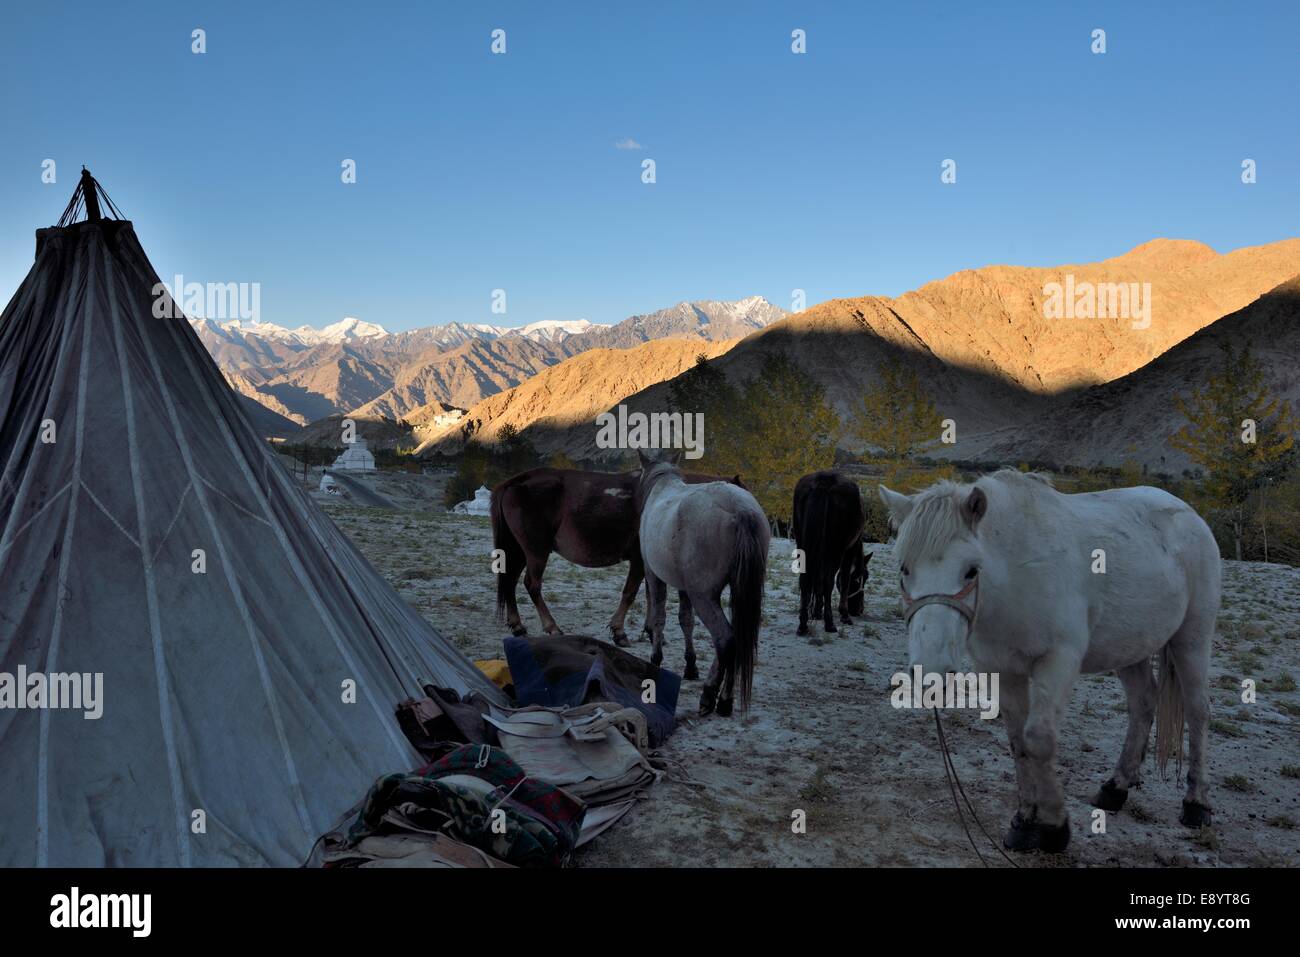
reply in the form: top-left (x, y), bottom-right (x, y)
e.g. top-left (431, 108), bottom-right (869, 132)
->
top-left (2, 1), bottom-right (1297, 332)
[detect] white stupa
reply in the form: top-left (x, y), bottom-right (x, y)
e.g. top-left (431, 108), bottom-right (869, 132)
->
top-left (332, 437), bottom-right (376, 471)
top-left (451, 485), bottom-right (493, 516)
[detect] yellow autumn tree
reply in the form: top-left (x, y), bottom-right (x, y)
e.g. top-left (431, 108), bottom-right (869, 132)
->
top-left (736, 353), bottom-right (840, 525)
top-left (669, 353), bottom-right (739, 472)
top-left (1170, 341), bottom-right (1296, 560)
top-left (671, 352), bottom-right (839, 528)
top-left (849, 357), bottom-right (944, 461)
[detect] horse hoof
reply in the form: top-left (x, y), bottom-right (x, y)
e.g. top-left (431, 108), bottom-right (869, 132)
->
top-left (683, 661), bottom-right (700, 681)
top-left (824, 623), bottom-right (838, 634)
top-left (1038, 819), bottom-right (1070, 853)
top-left (796, 623), bottom-right (808, 636)
top-left (1180, 800), bottom-right (1213, 828)
top-left (699, 689), bottom-right (717, 715)
top-left (1092, 779), bottom-right (1129, 813)
top-left (510, 624), bottom-right (528, 638)
top-left (1002, 812), bottom-right (1039, 852)
top-left (650, 653), bottom-right (663, 668)
top-left (1002, 812), bottom-right (1070, 853)
top-left (612, 632), bottom-right (631, 648)
top-left (715, 697), bottom-right (734, 717)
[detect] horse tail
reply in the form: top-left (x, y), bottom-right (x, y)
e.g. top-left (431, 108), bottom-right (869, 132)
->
top-left (1155, 643), bottom-right (1185, 779)
top-left (729, 508), bottom-right (768, 710)
top-left (797, 484), bottom-right (834, 620)
top-left (490, 483), bottom-right (523, 623)
top-left (816, 485), bottom-right (833, 582)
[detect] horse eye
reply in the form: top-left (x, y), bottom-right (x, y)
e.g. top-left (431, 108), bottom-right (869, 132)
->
top-left (965, 566), bottom-right (979, 580)
top-left (901, 565), bottom-right (910, 577)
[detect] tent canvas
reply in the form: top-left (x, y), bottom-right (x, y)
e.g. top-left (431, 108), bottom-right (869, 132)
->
top-left (0, 172), bottom-right (505, 867)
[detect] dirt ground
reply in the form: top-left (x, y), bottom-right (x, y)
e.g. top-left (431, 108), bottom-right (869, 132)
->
top-left (320, 483), bottom-right (1300, 868)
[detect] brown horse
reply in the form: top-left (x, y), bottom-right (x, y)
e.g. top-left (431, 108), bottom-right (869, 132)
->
top-left (491, 467), bottom-right (742, 662)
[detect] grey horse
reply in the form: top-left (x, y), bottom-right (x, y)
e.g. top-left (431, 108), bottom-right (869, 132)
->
top-left (636, 449), bottom-right (770, 716)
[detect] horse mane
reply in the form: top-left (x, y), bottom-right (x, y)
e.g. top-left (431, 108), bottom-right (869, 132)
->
top-left (635, 459), bottom-right (679, 512)
top-left (894, 469), bottom-right (1056, 565)
top-left (894, 481), bottom-right (968, 567)
top-left (1005, 468), bottom-right (1055, 488)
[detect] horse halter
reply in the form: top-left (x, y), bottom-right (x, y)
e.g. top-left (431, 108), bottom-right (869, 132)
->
top-left (900, 576), bottom-right (980, 633)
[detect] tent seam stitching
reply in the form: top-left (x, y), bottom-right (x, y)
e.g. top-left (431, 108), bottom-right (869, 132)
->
top-left (103, 237), bottom-right (192, 866)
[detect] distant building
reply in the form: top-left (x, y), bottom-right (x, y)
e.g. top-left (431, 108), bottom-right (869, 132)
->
top-left (433, 410), bottom-right (463, 428)
top-left (332, 437), bottom-right (376, 471)
top-left (451, 485), bottom-right (492, 516)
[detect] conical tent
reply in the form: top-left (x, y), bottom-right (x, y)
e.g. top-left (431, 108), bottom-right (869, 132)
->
top-left (0, 172), bottom-right (504, 867)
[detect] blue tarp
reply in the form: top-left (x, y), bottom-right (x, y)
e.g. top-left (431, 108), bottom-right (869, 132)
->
top-left (503, 636), bottom-right (681, 747)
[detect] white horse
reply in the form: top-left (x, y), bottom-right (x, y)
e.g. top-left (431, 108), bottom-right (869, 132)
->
top-left (878, 470), bottom-right (1219, 853)
top-left (637, 449), bottom-right (770, 716)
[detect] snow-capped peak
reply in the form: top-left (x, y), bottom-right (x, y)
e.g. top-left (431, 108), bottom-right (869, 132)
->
top-left (319, 317), bottom-right (389, 341)
top-left (187, 298), bottom-right (775, 353)
top-left (513, 319), bottom-right (605, 342)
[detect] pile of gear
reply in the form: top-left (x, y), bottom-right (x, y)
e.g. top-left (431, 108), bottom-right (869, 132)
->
top-left (311, 637), bottom-right (680, 868)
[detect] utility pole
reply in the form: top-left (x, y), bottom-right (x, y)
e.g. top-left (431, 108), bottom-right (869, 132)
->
top-left (1261, 478), bottom-right (1271, 564)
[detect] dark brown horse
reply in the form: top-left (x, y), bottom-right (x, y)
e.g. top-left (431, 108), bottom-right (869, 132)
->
top-left (792, 470), bottom-right (870, 635)
top-left (491, 467), bottom-right (742, 657)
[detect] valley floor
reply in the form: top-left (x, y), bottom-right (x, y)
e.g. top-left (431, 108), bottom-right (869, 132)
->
top-left (322, 495), bottom-right (1300, 868)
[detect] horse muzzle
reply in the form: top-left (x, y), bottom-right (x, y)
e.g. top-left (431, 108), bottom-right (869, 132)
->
top-left (902, 579), bottom-right (980, 674)
top-left (901, 578), bottom-right (979, 629)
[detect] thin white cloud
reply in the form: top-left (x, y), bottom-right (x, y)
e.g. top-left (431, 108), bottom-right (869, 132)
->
top-left (613, 137), bottom-right (644, 151)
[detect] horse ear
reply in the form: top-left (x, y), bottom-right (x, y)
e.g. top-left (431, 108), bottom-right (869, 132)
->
top-left (963, 486), bottom-right (988, 530)
top-left (669, 449), bottom-right (684, 467)
top-left (864, 550), bottom-right (874, 564)
top-left (877, 485), bottom-right (913, 527)
top-left (636, 449), bottom-right (652, 469)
